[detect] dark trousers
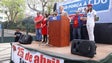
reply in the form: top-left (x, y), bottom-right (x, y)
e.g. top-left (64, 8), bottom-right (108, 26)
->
top-left (15, 37), bottom-right (20, 42)
top-left (73, 28), bottom-right (81, 39)
top-left (81, 26), bottom-right (89, 40)
top-left (43, 35), bottom-right (47, 43)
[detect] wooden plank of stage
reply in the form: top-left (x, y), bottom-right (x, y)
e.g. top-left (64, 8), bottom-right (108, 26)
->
top-left (13, 41), bottom-right (112, 61)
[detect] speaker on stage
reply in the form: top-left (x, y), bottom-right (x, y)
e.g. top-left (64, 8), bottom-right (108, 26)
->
top-left (71, 39), bottom-right (96, 58)
top-left (19, 35), bottom-right (33, 44)
top-left (95, 23), bottom-right (112, 44)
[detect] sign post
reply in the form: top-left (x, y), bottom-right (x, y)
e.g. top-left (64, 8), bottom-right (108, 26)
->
top-left (1, 22), bottom-right (4, 43)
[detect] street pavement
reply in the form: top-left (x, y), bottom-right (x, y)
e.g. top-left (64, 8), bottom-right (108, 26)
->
top-left (0, 29), bottom-right (35, 63)
top-left (0, 43), bottom-right (11, 63)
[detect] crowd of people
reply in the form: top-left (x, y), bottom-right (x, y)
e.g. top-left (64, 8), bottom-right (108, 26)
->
top-left (34, 12), bottom-right (48, 43)
top-left (33, 5), bottom-right (70, 44)
top-left (34, 4), bottom-right (97, 43)
top-left (72, 4), bottom-right (97, 42)
top-left (14, 4), bottom-right (97, 44)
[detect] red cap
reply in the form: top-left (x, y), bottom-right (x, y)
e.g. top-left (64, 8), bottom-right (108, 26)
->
top-left (87, 4), bottom-right (92, 7)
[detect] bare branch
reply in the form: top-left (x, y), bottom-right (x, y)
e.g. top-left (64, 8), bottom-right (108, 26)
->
top-left (43, 2), bottom-right (47, 7)
top-left (27, 0), bottom-right (40, 12)
top-left (13, 11), bottom-right (19, 22)
top-left (5, 11), bottom-right (10, 22)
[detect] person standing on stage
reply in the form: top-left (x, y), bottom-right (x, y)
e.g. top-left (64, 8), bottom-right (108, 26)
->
top-left (86, 4), bottom-right (97, 41)
top-left (81, 8), bottom-right (89, 40)
top-left (42, 14), bottom-right (48, 43)
top-left (72, 11), bottom-right (82, 39)
top-left (34, 12), bottom-right (43, 42)
top-left (59, 6), bottom-right (67, 16)
top-left (59, 5), bottom-right (70, 21)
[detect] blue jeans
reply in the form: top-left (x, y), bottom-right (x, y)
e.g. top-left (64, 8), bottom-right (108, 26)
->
top-left (36, 28), bottom-right (42, 41)
top-left (73, 28), bottom-right (81, 39)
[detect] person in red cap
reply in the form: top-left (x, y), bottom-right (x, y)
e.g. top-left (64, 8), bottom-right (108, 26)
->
top-left (86, 4), bottom-right (97, 41)
top-left (87, 4), bottom-right (92, 8)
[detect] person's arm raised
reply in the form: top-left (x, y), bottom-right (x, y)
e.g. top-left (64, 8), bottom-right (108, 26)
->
top-left (35, 16), bottom-right (44, 24)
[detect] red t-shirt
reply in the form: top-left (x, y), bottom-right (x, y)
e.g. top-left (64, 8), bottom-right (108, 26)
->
top-left (34, 15), bottom-right (43, 29)
top-left (74, 16), bottom-right (78, 28)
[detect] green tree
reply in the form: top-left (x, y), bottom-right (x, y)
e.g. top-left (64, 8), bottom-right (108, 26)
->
top-left (46, 0), bottom-right (54, 14)
top-left (1, 0), bottom-right (25, 22)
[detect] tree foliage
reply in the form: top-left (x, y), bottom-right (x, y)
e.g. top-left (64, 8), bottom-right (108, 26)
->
top-left (46, 0), bottom-right (55, 14)
top-left (1, 0), bottom-right (25, 22)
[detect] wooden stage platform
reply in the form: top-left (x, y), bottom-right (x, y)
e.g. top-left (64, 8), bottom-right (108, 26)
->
top-left (12, 41), bottom-right (112, 63)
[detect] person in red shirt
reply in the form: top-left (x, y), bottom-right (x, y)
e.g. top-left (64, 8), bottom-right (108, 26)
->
top-left (34, 12), bottom-right (43, 42)
top-left (41, 14), bottom-right (48, 43)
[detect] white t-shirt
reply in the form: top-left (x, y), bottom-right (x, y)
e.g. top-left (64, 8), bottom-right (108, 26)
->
top-left (87, 10), bottom-right (97, 24)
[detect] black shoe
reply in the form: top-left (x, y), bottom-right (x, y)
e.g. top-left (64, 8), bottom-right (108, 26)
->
top-left (38, 40), bottom-right (42, 42)
top-left (36, 40), bottom-right (39, 41)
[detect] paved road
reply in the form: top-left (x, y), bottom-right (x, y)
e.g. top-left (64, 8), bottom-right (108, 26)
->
top-left (0, 30), bottom-right (35, 63)
top-left (0, 43), bottom-right (11, 63)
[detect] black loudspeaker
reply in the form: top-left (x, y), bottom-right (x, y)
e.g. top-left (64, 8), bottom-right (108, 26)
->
top-left (71, 39), bottom-right (96, 58)
top-left (95, 23), bottom-right (112, 44)
top-left (19, 35), bottom-right (33, 44)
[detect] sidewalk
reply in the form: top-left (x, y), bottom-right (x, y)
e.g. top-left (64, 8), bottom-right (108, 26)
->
top-left (0, 43), bottom-right (11, 63)
top-left (0, 29), bottom-right (36, 37)
top-left (4, 29), bottom-right (36, 36)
